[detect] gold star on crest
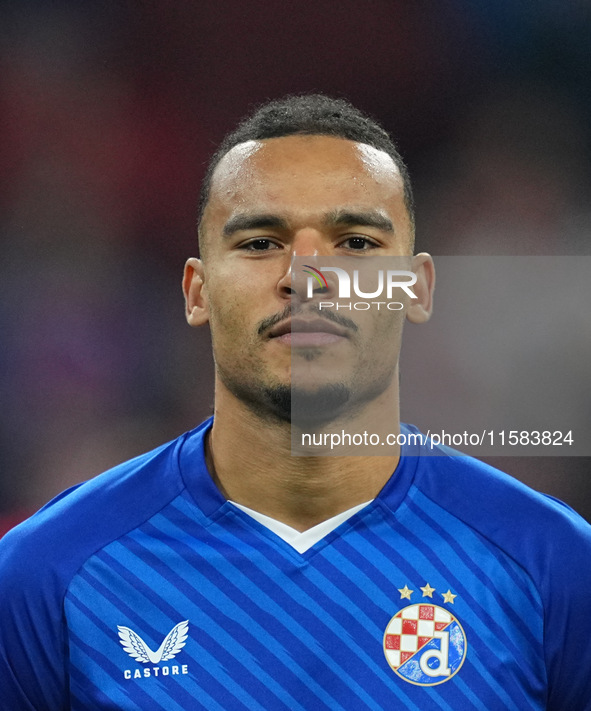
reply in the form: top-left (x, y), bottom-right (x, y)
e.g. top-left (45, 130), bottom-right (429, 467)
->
top-left (397, 585), bottom-right (413, 600)
top-left (442, 589), bottom-right (457, 604)
top-left (420, 583), bottom-right (435, 598)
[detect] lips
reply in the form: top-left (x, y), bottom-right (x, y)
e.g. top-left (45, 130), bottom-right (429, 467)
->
top-left (269, 317), bottom-right (348, 338)
top-left (268, 317), bottom-right (349, 346)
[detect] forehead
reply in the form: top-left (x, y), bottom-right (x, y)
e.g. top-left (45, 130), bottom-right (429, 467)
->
top-left (206, 135), bottom-right (406, 223)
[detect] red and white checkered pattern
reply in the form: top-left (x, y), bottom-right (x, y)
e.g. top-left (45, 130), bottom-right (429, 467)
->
top-left (384, 604), bottom-right (451, 669)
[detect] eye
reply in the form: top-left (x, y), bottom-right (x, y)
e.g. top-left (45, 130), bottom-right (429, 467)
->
top-left (239, 238), bottom-right (281, 252)
top-left (338, 236), bottom-right (379, 251)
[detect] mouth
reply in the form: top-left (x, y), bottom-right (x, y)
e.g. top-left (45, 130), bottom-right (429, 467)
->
top-left (268, 317), bottom-right (350, 347)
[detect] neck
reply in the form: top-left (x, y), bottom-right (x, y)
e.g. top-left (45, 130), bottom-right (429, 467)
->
top-left (206, 377), bottom-right (401, 531)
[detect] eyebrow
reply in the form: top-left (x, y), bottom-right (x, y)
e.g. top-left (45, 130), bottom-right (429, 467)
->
top-left (222, 214), bottom-right (289, 237)
top-left (221, 208), bottom-right (395, 238)
top-left (323, 209), bottom-right (394, 233)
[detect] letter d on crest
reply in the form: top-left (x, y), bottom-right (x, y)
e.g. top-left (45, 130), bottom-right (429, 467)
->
top-left (419, 630), bottom-right (451, 678)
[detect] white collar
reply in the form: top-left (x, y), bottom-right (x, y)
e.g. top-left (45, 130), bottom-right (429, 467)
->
top-left (229, 500), bottom-right (373, 554)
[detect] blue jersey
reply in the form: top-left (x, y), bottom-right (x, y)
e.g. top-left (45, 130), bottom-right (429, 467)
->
top-left (1, 419), bottom-right (591, 710)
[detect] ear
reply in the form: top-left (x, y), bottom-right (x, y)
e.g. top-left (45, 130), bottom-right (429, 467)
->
top-left (182, 258), bottom-right (210, 327)
top-left (406, 253), bottom-right (435, 324)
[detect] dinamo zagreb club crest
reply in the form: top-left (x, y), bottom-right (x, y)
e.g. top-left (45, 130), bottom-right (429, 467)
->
top-left (383, 604), bottom-right (467, 686)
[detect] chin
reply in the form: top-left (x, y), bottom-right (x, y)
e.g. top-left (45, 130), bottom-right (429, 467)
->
top-left (265, 383), bottom-right (352, 426)
top-left (221, 367), bottom-right (354, 426)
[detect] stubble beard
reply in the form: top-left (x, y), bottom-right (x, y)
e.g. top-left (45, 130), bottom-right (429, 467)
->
top-left (218, 358), bottom-right (396, 429)
top-left (218, 362), bottom-right (352, 427)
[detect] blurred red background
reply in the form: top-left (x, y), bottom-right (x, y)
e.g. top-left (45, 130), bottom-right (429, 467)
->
top-left (1, 0), bottom-right (590, 530)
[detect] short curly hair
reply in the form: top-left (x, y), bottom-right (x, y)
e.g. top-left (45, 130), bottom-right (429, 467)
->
top-left (198, 94), bottom-right (414, 243)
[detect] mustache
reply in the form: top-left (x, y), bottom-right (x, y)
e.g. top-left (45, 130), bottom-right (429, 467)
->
top-left (257, 303), bottom-right (359, 336)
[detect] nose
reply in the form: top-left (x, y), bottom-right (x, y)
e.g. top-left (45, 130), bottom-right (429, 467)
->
top-left (290, 228), bottom-right (331, 258)
top-left (276, 229), bottom-right (335, 301)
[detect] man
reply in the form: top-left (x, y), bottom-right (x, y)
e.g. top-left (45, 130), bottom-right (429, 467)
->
top-left (1, 95), bottom-right (590, 710)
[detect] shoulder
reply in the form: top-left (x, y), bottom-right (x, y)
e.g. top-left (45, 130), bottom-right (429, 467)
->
top-left (0, 432), bottom-right (189, 599)
top-left (397, 424), bottom-right (591, 599)
top-left (413, 443), bottom-right (591, 563)
top-left (398, 424), bottom-right (590, 550)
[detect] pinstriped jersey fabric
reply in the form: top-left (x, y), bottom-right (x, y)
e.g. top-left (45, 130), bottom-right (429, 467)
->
top-left (2, 418), bottom-right (591, 710)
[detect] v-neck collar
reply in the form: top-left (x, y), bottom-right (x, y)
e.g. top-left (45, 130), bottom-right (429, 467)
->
top-left (178, 417), bottom-right (420, 544)
top-left (227, 499), bottom-right (374, 553)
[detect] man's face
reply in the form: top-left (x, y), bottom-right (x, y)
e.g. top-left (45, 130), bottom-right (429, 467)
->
top-left (185, 134), bottom-right (429, 423)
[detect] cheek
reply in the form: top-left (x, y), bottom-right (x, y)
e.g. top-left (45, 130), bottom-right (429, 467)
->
top-left (208, 292), bottom-right (246, 341)
top-left (205, 278), bottom-right (263, 358)
top-left (205, 270), bottom-right (245, 318)
top-left (208, 304), bottom-right (253, 375)
top-left (354, 310), bottom-right (406, 365)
